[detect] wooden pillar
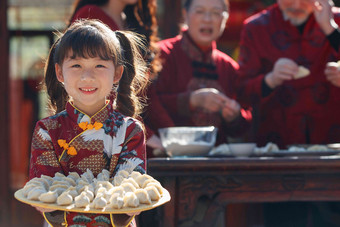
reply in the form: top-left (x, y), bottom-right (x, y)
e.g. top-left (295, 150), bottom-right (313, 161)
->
top-left (0, 0), bottom-right (10, 226)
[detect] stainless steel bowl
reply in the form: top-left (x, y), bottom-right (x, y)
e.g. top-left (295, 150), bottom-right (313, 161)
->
top-left (158, 126), bottom-right (218, 157)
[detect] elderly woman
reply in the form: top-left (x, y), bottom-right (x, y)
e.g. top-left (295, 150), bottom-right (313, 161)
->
top-left (146, 0), bottom-right (251, 146)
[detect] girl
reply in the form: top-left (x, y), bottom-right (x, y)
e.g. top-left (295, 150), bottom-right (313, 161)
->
top-left (29, 19), bottom-right (148, 227)
top-left (69, 0), bottom-right (165, 156)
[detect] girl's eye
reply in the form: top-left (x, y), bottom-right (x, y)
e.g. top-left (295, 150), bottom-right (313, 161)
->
top-left (96, 64), bottom-right (105, 68)
top-left (71, 64), bottom-right (81, 68)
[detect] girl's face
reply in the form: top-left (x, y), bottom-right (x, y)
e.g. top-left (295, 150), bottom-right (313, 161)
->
top-left (55, 54), bottom-right (123, 116)
top-left (184, 0), bottom-right (228, 47)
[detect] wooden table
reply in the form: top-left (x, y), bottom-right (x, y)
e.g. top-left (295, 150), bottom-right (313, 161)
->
top-left (144, 155), bottom-right (340, 227)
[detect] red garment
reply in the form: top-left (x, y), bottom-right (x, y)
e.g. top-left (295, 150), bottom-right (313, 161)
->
top-left (237, 4), bottom-right (340, 148)
top-left (148, 32), bottom-right (251, 144)
top-left (71, 5), bottom-right (120, 31)
top-left (29, 101), bottom-right (145, 227)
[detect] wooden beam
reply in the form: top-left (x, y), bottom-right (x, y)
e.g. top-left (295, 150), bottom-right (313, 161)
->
top-left (0, 0), bottom-right (10, 226)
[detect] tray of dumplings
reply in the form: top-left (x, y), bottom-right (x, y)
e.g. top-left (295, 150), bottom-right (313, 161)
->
top-left (14, 169), bottom-right (171, 214)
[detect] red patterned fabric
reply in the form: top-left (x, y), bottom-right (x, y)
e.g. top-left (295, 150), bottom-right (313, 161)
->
top-left (29, 101), bottom-right (146, 226)
top-left (147, 32), bottom-right (251, 144)
top-left (237, 4), bottom-right (340, 148)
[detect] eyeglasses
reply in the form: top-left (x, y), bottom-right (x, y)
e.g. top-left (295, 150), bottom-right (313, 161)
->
top-left (191, 8), bottom-right (228, 20)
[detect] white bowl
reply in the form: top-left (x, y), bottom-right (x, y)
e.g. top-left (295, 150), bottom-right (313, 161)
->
top-left (229, 143), bottom-right (256, 157)
top-left (158, 126), bottom-right (218, 157)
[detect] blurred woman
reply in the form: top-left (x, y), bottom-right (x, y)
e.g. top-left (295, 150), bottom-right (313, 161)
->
top-left (146, 0), bottom-right (251, 145)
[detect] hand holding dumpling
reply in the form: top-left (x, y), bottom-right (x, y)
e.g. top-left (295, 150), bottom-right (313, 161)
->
top-left (325, 61), bottom-right (340, 87)
top-left (220, 97), bottom-right (241, 122)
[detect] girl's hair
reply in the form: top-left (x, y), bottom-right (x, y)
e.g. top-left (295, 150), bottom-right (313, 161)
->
top-left (183, 0), bottom-right (229, 11)
top-left (45, 19), bottom-right (148, 118)
top-left (68, 0), bottom-right (161, 78)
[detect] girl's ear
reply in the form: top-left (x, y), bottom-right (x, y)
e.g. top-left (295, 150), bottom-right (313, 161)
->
top-left (55, 63), bottom-right (64, 82)
top-left (113, 65), bottom-right (124, 84)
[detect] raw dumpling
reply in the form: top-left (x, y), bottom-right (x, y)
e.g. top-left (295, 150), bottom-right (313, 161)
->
top-left (57, 191), bottom-right (73, 206)
top-left (123, 192), bottom-right (139, 208)
top-left (40, 175), bottom-right (53, 186)
top-left (97, 169), bottom-right (110, 181)
top-left (135, 175), bottom-right (153, 188)
top-left (75, 191), bottom-right (91, 208)
top-left (121, 182), bottom-right (136, 193)
top-left (82, 186), bottom-right (94, 201)
top-left (81, 169), bottom-right (94, 183)
top-left (134, 189), bottom-right (152, 205)
top-left (122, 178), bottom-right (139, 189)
top-left (39, 190), bottom-right (58, 203)
top-left (130, 171), bottom-right (142, 180)
top-left (145, 182), bottom-right (163, 195)
top-left (108, 193), bottom-right (124, 209)
top-left (67, 172), bottom-right (80, 181)
top-left (107, 186), bottom-right (125, 197)
top-left (27, 187), bottom-right (46, 201)
top-left (95, 181), bottom-right (113, 192)
top-left (116, 170), bottom-right (129, 179)
top-left (91, 193), bottom-right (107, 209)
top-left (113, 175), bottom-right (125, 186)
top-left (53, 172), bottom-right (66, 181)
top-left (64, 186), bottom-right (78, 199)
top-left (145, 186), bottom-right (161, 201)
top-left (23, 184), bottom-right (44, 197)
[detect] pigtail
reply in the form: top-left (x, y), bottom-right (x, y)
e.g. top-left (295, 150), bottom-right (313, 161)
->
top-left (44, 40), bottom-right (68, 114)
top-left (114, 31), bottom-right (148, 118)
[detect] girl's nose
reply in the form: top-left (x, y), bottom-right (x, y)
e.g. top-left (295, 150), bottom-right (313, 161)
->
top-left (81, 70), bottom-right (95, 81)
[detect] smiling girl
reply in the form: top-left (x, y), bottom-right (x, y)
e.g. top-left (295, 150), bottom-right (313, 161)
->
top-left (29, 19), bottom-right (148, 227)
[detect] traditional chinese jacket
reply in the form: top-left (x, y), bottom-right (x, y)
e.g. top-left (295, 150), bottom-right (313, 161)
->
top-left (29, 101), bottom-right (146, 227)
top-left (237, 4), bottom-right (340, 148)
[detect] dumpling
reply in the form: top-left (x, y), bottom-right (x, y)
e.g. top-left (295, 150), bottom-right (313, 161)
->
top-left (75, 192), bottom-right (91, 208)
top-left (26, 177), bottom-right (49, 190)
top-left (121, 183), bottom-right (136, 193)
top-left (134, 189), bottom-right (152, 205)
top-left (95, 181), bottom-right (113, 192)
top-left (107, 186), bottom-right (125, 197)
top-left (27, 187), bottom-right (46, 201)
top-left (40, 175), bottom-right (53, 186)
top-left (82, 186), bottom-right (94, 201)
top-left (144, 182), bottom-right (163, 195)
top-left (64, 186), bottom-right (78, 199)
top-left (91, 193), bottom-right (107, 209)
top-left (63, 177), bottom-right (76, 186)
top-left (113, 175), bottom-right (125, 186)
top-left (53, 172), bottom-right (66, 181)
top-left (130, 171), bottom-right (142, 180)
top-left (57, 191), bottom-right (73, 206)
top-left (39, 190), bottom-right (58, 203)
top-left (95, 184), bottom-right (107, 196)
top-left (122, 178), bottom-right (139, 189)
top-left (135, 175), bottom-right (153, 188)
top-left (52, 180), bottom-right (71, 187)
top-left (141, 179), bottom-right (160, 188)
top-left (108, 193), bottom-right (124, 209)
top-left (123, 192), bottom-right (139, 208)
top-left (23, 184), bottom-right (44, 197)
top-left (145, 186), bottom-right (161, 201)
top-left (67, 172), bottom-right (80, 181)
top-left (97, 169), bottom-right (110, 181)
top-left (81, 169), bottom-right (94, 183)
top-left (116, 170), bottom-right (129, 179)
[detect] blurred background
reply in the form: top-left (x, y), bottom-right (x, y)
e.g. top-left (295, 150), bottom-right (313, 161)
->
top-left (5, 0), bottom-right (339, 226)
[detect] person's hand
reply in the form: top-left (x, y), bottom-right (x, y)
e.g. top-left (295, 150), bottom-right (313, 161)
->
top-left (146, 134), bottom-right (167, 157)
top-left (325, 62), bottom-right (340, 87)
top-left (32, 205), bottom-right (56, 213)
top-left (190, 88), bottom-right (228, 113)
top-left (126, 211), bottom-right (141, 216)
top-left (312, 0), bottom-right (338, 35)
top-left (220, 98), bottom-right (241, 122)
top-left (265, 58), bottom-right (297, 89)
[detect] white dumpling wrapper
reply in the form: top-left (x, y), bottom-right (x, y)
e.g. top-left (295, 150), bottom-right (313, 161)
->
top-left (27, 188), bottom-right (46, 201)
top-left (145, 186), bottom-right (161, 201)
top-left (123, 192), bottom-right (139, 208)
top-left (75, 192), bottom-right (91, 208)
top-left (122, 178), bottom-right (139, 189)
top-left (57, 191), bottom-right (73, 206)
top-left (108, 193), bottom-right (124, 209)
top-left (135, 175), bottom-right (153, 188)
top-left (91, 193), bottom-right (107, 209)
top-left (121, 183), bottom-right (136, 193)
top-left (39, 190), bottom-right (58, 203)
top-left (135, 189), bottom-right (152, 205)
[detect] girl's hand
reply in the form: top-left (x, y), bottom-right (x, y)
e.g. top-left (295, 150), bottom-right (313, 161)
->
top-left (265, 58), bottom-right (297, 89)
top-left (32, 205), bottom-right (56, 213)
top-left (325, 62), bottom-right (340, 87)
top-left (312, 0), bottom-right (338, 35)
top-left (190, 88), bottom-right (229, 113)
top-left (126, 211), bottom-right (141, 216)
top-left (221, 99), bottom-right (241, 122)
